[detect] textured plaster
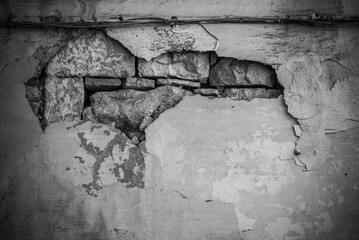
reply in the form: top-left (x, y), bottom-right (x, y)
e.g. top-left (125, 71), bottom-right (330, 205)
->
top-left (107, 24), bottom-right (217, 61)
top-left (146, 95), bottom-right (298, 202)
top-left (8, 0), bottom-right (358, 22)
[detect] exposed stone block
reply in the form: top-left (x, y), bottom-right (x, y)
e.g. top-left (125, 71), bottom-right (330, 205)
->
top-left (123, 77), bottom-right (155, 90)
top-left (222, 88), bottom-right (282, 101)
top-left (46, 31), bottom-right (135, 78)
top-left (84, 77), bottom-right (122, 91)
top-left (138, 52), bottom-right (210, 82)
top-left (91, 85), bottom-right (191, 131)
top-left (209, 58), bottom-right (277, 87)
top-left (194, 88), bottom-right (220, 97)
top-left (44, 76), bottom-right (84, 124)
top-left (156, 78), bottom-right (201, 88)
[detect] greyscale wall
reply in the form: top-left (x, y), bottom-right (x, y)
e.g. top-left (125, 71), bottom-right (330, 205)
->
top-left (1, 5), bottom-right (359, 240)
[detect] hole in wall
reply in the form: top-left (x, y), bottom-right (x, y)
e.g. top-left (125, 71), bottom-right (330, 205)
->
top-left (24, 30), bottom-right (283, 138)
top-left (23, 30), bottom-right (285, 194)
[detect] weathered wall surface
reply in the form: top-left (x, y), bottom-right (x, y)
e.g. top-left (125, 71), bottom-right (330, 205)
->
top-left (5, 0), bottom-right (359, 22)
top-left (1, 22), bottom-right (359, 240)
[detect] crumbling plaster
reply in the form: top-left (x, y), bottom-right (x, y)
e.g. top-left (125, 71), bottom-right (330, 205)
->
top-left (0, 22), bottom-right (359, 240)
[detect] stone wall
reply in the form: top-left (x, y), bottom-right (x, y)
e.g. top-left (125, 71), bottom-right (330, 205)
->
top-left (26, 30), bottom-right (283, 140)
top-left (1, 22), bottom-right (359, 240)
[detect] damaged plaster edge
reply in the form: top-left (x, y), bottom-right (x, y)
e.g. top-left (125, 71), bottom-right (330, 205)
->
top-left (200, 23), bottom-right (220, 52)
top-left (106, 23), bottom-right (219, 61)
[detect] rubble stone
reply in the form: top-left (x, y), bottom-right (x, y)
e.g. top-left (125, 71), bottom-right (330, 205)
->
top-left (194, 88), bottom-right (220, 97)
top-left (138, 52), bottom-right (209, 82)
top-left (222, 88), bottom-right (282, 101)
top-left (82, 106), bottom-right (98, 122)
top-left (91, 85), bottom-right (191, 131)
top-left (25, 85), bottom-right (43, 101)
top-left (46, 31), bottom-right (135, 78)
top-left (84, 78), bottom-right (122, 91)
top-left (123, 77), bottom-right (155, 90)
top-left (156, 78), bottom-right (201, 88)
top-left (44, 76), bottom-right (84, 124)
top-left (209, 58), bottom-right (277, 87)
top-left (139, 116), bottom-right (153, 131)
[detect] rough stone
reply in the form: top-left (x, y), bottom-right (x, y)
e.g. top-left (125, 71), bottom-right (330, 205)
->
top-left (222, 88), bottom-right (282, 101)
top-left (209, 58), bottom-right (277, 87)
top-left (131, 136), bottom-right (140, 145)
top-left (25, 85), bottom-right (43, 101)
top-left (91, 85), bottom-right (191, 131)
top-left (82, 106), bottom-right (98, 122)
top-left (44, 76), bottom-right (84, 125)
top-left (194, 88), bottom-right (220, 97)
top-left (84, 78), bottom-right (122, 91)
top-left (128, 131), bottom-right (145, 141)
top-left (138, 52), bottom-right (210, 82)
top-left (139, 116), bottom-right (153, 131)
top-left (28, 101), bottom-right (42, 116)
top-left (156, 78), bottom-right (201, 88)
top-left (46, 31), bottom-right (135, 77)
top-left (106, 24), bottom-right (218, 61)
top-left (123, 77), bottom-right (155, 90)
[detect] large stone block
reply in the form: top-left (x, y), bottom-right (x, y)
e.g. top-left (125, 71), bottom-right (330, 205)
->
top-left (44, 76), bottom-right (84, 124)
top-left (91, 85), bottom-right (191, 131)
top-left (223, 88), bottom-right (282, 101)
top-left (46, 31), bottom-right (135, 78)
top-left (138, 52), bottom-right (210, 82)
top-left (209, 58), bottom-right (277, 87)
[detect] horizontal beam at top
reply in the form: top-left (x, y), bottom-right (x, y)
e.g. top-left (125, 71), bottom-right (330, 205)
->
top-left (6, 0), bottom-right (359, 23)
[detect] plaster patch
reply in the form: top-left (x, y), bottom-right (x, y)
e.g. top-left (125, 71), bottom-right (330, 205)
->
top-left (234, 208), bottom-right (256, 232)
top-left (265, 217), bottom-right (304, 240)
top-left (314, 212), bottom-right (334, 235)
top-left (145, 95), bottom-right (297, 201)
top-left (107, 24), bottom-right (217, 61)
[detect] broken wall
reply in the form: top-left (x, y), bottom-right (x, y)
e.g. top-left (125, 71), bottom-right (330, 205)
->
top-left (1, 21), bottom-right (359, 240)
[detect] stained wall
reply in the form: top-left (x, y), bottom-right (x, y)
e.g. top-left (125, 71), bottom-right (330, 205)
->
top-left (0, 15), bottom-right (359, 240)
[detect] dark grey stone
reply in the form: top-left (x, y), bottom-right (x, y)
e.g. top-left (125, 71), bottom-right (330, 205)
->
top-left (85, 78), bottom-right (122, 91)
top-left (123, 77), bottom-right (155, 90)
top-left (209, 58), bottom-right (277, 87)
top-left (91, 85), bottom-right (192, 131)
